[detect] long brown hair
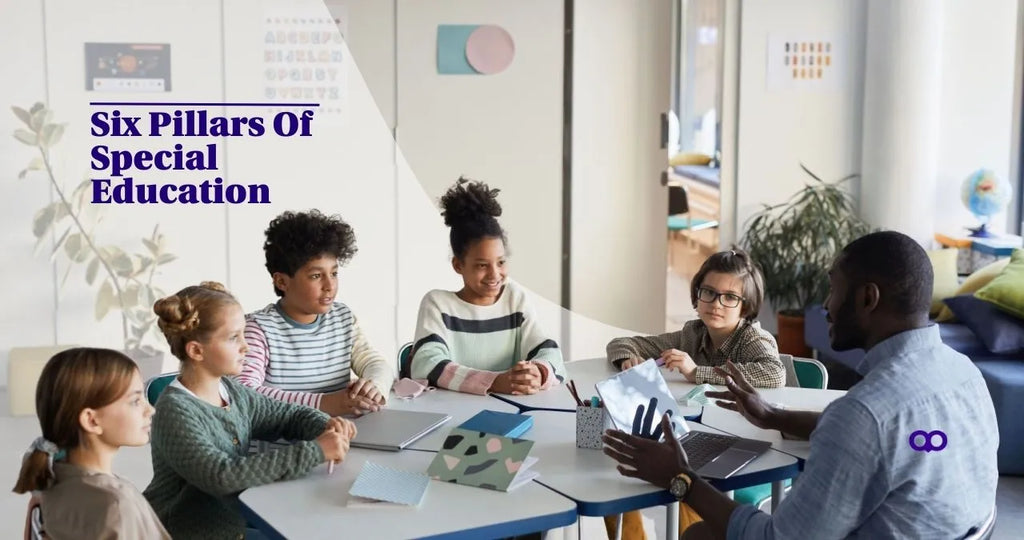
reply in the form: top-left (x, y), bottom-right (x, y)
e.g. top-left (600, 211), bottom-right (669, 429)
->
top-left (153, 281), bottom-right (240, 362)
top-left (12, 348), bottom-right (138, 494)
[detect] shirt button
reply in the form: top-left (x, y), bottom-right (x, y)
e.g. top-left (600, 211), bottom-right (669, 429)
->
top-left (232, 438), bottom-right (240, 445)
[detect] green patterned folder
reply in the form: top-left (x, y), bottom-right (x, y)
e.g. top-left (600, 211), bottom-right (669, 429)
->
top-left (426, 427), bottom-right (539, 492)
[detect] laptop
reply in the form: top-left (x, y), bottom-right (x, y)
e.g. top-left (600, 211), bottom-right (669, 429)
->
top-left (595, 359), bottom-right (771, 479)
top-left (349, 409), bottom-right (451, 451)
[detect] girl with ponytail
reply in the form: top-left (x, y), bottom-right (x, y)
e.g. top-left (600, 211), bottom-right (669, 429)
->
top-left (409, 177), bottom-right (567, 395)
top-left (12, 347), bottom-right (169, 539)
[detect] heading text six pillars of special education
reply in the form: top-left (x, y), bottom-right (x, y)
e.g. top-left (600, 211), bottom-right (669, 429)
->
top-left (89, 108), bottom-right (316, 205)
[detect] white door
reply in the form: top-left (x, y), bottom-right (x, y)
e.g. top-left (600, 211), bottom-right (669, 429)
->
top-left (570, 0), bottom-right (673, 354)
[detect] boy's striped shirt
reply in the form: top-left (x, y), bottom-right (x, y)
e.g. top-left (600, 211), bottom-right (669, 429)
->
top-left (237, 301), bottom-right (394, 409)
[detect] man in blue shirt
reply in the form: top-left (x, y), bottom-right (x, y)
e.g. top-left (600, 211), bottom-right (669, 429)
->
top-left (603, 231), bottom-right (999, 539)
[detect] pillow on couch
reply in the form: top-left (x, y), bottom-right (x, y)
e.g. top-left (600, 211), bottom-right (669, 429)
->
top-left (926, 248), bottom-right (960, 318)
top-left (943, 294), bottom-right (1024, 354)
top-left (934, 257), bottom-right (1011, 322)
top-left (976, 249), bottom-right (1024, 319)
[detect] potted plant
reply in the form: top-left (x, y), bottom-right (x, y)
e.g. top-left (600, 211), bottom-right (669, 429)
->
top-left (11, 103), bottom-right (176, 379)
top-left (741, 164), bottom-right (871, 356)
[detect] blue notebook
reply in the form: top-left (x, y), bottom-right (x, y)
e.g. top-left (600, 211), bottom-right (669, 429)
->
top-left (458, 409), bottom-right (533, 438)
top-left (348, 461), bottom-right (430, 507)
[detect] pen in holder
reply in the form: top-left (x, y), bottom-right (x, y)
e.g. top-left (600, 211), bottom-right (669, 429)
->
top-left (576, 404), bottom-right (613, 450)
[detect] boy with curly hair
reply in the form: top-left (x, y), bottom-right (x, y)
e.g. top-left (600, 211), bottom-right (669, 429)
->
top-left (236, 209), bottom-right (394, 416)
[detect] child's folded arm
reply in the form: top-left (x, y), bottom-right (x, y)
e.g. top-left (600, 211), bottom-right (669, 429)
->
top-left (237, 319), bottom-right (324, 409)
top-left (241, 383), bottom-right (329, 442)
top-left (606, 331), bottom-right (682, 368)
top-left (152, 400), bottom-right (325, 497)
top-left (411, 340), bottom-right (499, 395)
top-left (694, 355), bottom-right (786, 389)
top-left (348, 316), bottom-right (395, 402)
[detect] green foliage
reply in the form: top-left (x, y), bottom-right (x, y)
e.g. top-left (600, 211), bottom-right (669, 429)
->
top-left (12, 103), bottom-right (176, 351)
top-left (741, 164), bottom-right (872, 316)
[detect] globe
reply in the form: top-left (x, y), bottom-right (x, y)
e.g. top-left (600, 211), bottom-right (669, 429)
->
top-left (960, 169), bottom-right (1012, 238)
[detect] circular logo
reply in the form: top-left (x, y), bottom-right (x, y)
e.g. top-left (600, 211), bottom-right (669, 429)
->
top-left (909, 430), bottom-right (947, 452)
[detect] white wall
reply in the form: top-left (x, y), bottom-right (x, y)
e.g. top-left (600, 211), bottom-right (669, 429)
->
top-left (934, 0), bottom-right (1019, 235)
top-left (394, 0), bottom-right (565, 342)
top-left (0, 1), bottom-right (51, 388)
top-left (732, 0), bottom-right (867, 330)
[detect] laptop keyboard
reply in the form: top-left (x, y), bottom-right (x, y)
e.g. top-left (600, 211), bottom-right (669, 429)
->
top-left (681, 432), bottom-right (738, 471)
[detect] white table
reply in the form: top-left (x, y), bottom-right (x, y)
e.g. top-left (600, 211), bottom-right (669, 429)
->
top-left (699, 385), bottom-right (845, 461)
top-left (384, 389), bottom-right (519, 451)
top-left (239, 448), bottom-right (578, 539)
top-left (510, 358), bottom-right (846, 461)
top-left (523, 410), bottom-right (800, 534)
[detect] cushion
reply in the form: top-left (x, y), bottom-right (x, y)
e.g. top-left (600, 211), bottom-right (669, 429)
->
top-left (975, 249), bottom-right (1024, 319)
top-left (934, 257), bottom-right (1011, 322)
top-left (926, 248), bottom-right (960, 317)
top-left (943, 295), bottom-right (1024, 354)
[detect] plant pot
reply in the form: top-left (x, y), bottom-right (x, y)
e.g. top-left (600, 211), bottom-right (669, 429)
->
top-left (776, 313), bottom-right (813, 358)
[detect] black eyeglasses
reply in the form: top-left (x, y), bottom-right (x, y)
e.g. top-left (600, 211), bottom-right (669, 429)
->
top-left (697, 287), bottom-right (744, 308)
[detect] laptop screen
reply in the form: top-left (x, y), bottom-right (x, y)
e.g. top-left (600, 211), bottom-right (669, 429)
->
top-left (595, 359), bottom-right (690, 439)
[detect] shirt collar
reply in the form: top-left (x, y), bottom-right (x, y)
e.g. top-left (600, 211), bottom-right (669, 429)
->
top-left (859, 324), bottom-right (941, 374)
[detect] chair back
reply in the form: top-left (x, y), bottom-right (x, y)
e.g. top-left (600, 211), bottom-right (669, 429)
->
top-left (962, 507), bottom-right (996, 540)
top-left (778, 354), bottom-right (799, 387)
top-left (397, 342), bottom-right (414, 379)
top-left (24, 492), bottom-right (45, 540)
top-left (145, 372), bottom-right (178, 406)
top-left (791, 356), bottom-right (828, 390)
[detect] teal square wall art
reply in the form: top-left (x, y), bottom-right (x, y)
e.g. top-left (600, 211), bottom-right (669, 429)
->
top-left (437, 25), bottom-right (479, 75)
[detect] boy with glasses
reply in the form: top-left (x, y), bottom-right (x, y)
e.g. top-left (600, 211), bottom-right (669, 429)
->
top-left (607, 248), bottom-right (784, 388)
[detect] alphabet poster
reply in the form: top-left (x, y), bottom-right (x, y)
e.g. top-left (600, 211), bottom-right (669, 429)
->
top-left (262, 2), bottom-right (348, 115)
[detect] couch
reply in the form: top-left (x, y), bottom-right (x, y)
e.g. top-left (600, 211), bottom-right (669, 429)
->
top-left (804, 304), bottom-right (1024, 475)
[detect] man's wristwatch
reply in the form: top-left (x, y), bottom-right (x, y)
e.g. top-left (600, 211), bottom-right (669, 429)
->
top-left (669, 471), bottom-right (692, 501)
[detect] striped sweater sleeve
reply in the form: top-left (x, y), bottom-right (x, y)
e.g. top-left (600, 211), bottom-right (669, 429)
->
top-left (409, 293), bottom-right (499, 395)
top-left (517, 292), bottom-right (565, 389)
top-left (349, 316), bottom-right (395, 402)
top-left (237, 318), bottom-right (323, 409)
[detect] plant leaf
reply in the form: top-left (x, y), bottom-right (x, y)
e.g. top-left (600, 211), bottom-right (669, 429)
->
top-left (142, 238), bottom-right (160, 256)
top-left (39, 124), bottom-right (65, 149)
top-left (157, 253), bottom-right (177, 265)
top-left (50, 227), bottom-right (72, 260)
top-left (11, 106), bottom-right (32, 128)
top-left (64, 233), bottom-right (91, 263)
top-left (29, 102), bottom-right (45, 115)
top-left (31, 108), bottom-right (52, 132)
top-left (95, 280), bottom-right (115, 320)
top-left (32, 203), bottom-right (59, 238)
top-left (86, 257), bottom-right (101, 285)
top-left (14, 129), bottom-right (37, 146)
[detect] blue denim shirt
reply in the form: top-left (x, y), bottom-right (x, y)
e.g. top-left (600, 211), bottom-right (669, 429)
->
top-left (728, 325), bottom-right (999, 539)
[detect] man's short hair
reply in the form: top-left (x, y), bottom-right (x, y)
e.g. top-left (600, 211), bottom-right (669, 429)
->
top-left (837, 231), bottom-right (933, 316)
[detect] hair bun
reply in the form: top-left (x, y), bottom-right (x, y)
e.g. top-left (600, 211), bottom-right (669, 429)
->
top-left (440, 177), bottom-right (502, 227)
top-left (153, 295), bottom-right (201, 335)
top-left (199, 281), bottom-right (227, 293)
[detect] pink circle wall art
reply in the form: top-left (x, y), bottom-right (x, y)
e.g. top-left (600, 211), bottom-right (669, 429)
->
top-left (465, 25), bottom-right (515, 75)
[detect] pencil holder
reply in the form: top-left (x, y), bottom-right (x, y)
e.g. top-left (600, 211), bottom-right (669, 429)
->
top-left (576, 405), bottom-right (613, 450)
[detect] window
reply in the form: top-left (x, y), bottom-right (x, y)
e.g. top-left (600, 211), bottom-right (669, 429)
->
top-left (672, 0), bottom-right (725, 161)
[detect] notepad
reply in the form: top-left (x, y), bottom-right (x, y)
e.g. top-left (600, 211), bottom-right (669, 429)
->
top-left (679, 384), bottom-right (716, 407)
top-left (427, 427), bottom-right (539, 492)
top-left (348, 461), bottom-right (430, 507)
top-left (458, 410), bottom-right (534, 438)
